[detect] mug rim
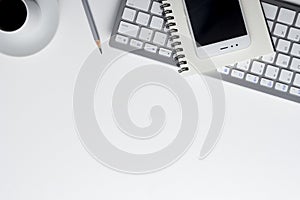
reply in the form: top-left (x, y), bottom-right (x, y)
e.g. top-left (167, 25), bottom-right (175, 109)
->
top-left (0, 0), bottom-right (29, 34)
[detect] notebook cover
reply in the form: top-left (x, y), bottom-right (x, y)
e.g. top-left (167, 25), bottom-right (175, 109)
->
top-left (165, 0), bottom-right (275, 76)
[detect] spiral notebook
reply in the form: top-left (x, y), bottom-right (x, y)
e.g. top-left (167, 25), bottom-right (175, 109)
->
top-left (161, 0), bottom-right (275, 75)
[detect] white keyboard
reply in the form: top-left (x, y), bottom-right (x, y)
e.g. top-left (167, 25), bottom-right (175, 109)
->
top-left (110, 0), bottom-right (176, 66)
top-left (110, 0), bottom-right (300, 104)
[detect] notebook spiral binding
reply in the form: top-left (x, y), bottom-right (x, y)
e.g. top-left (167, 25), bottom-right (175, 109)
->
top-left (160, 0), bottom-right (189, 73)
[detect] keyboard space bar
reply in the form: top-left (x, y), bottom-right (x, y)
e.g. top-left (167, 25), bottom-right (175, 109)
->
top-left (126, 0), bottom-right (151, 12)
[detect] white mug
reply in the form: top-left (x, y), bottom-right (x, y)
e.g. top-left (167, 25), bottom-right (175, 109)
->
top-left (22, 0), bottom-right (42, 33)
top-left (0, 0), bottom-right (59, 57)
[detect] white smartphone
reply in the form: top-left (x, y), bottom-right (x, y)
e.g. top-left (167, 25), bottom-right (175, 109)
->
top-left (183, 0), bottom-right (251, 58)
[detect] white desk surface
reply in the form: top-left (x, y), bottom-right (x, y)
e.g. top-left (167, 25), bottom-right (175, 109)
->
top-left (0, 0), bottom-right (300, 199)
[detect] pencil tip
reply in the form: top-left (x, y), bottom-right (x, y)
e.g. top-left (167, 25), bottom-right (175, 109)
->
top-left (99, 48), bottom-right (103, 54)
top-left (96, 40), bottom-right (102, 54)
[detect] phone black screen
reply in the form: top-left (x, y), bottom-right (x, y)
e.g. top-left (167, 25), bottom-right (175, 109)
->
top-left (184, 0), bottom-right (247, 46)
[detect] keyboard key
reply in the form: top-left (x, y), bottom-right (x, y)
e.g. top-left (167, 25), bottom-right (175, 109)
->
top-left (276, 39), bottom-right (291, 53)
top-left (272, 36), bottom-right (278, 45)
top-left (231, 70), bottom-right (244, 79)
top-left (151, 1), bottom-right (163, 16)
top-left (276, 53), bottom-right (290, 68)
top-left (290, 87), bottom-right (300, 97)
top-left (153, 32), bottom-right (167, 46)
top-left (118, 21), bottom-right (139, 37)
top-left (126, 0), bottom-right (151, 12)
top-left (291, 43), bottom-right (300, 58)
top-left (150, 16), bottom-right (164, 30)
top-left (288, 27), bottom-right (300, 42)
top-left (251, 61), bottom-right (265, 75)
top-left (139, 27), bottom-right (153, 41)
top-left (260, 78), bottom-right (274, 88)
top-left (237, 60), bottom-right (251, 71)
top-left (136, 12), bottom-right (150, 26)
top-left (265, 65), bottom-right (279, 79)
top-left (217, 66), bottom-right (230, 75)
top-left (130, 39), bottom-right (143, 49)
top-left (290, 58), bottom-right (300, 72)
top-left (296, 14), bottom-right (300, 28)
top-left (277, 8), bottom-right (296, 25)
top-left (267, 20), bottom-right (274, 31)
top-left (262, 52), bottom-right (276, 64)
top-left (279, 69), bottom-right (293, 84)
top-left (273, 23), bottom-right (288, 38)
top-left (262, 2), bottom-right (278, 20)
top-left (246, 74), bottom-right (259, 84)
top-left (144, 43), bottom-right (157, 53)
top-left (122, 7), bottom-right (136, 22)
top-left (166, 40), bottom-right (173, 48)
top-left (275, 82), bottom-right (289, 92)
top-left (294, 74), bottom-right (300, 87)
top-left (115, 34), bottom-right (129, 44)
top-left (159, 48), bottom-right (172, 57)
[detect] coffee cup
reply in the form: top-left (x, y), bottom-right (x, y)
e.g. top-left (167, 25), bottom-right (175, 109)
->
top-left (0, 0), bottom-right (41, 33)
top-left (0, 0), bottom-right (59, 56)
